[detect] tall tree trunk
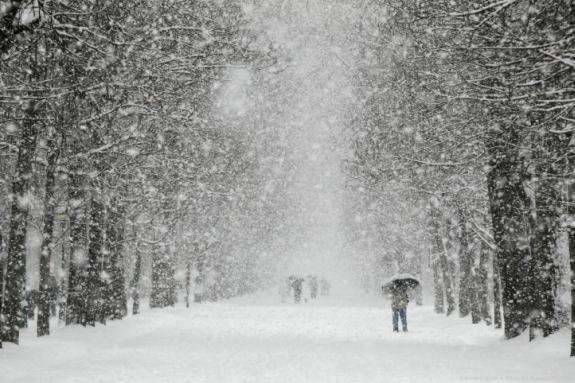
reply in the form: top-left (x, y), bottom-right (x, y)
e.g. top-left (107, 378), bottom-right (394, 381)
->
top-left (470, 244), bottom-right (481, 324)
top-left (106, 204), bottom-right (127, 320)
top-left (529, 132), bottom-right (563, 340)
top-left (185, 261), bottom-right (192, 308)
top-left (0, 232), bottom-right (4, 348)
top-left (37, 133), bottom-right (62, 336)
top-left (458, 208), bottom-right (472, 318)
top-left (529, 179), bottom-right (560, 339)
top-left (131, 245), bottom-right (142, 315)
top-left (470, 240), bottom-right (492, 325)
top-left (1, 105), bottom-right (39, 344)
top-left (486, 130), bottom-right (531, 339)
top-left (477, 243), bottom-right (492, 325)
top-left (432, 259), bottom-right (445, 313)
top-left (66, 170), bottom-right (87, 325)
top-left (150, 249), bottom-right (176, 308)
top-left (430, 209), bottom-right (445, 313)
top-left (493, 251), bottom-right (503, 329)
top-left (567, 162), bottom-right (575, 357)
top-left (58, 224), bottom-right (69, 324)
top-left (570, 223), bottom-right (575, 357)
top-left (440, 235), bottom-right (456, 316)
top-left (85, 197), bottom-right (104, 326)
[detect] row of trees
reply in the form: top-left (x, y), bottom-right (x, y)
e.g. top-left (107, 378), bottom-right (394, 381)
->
top-left (345, 0), bottom-right (574, 354)
top-left (0, 0), bottom-right (280, 347)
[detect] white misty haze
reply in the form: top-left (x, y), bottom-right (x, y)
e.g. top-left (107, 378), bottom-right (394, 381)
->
top-left (216, 0), bottom-right (359, 287)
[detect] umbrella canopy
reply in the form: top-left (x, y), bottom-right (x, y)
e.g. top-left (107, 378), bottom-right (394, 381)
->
top-left (382, 273), bottom-right (420, 292)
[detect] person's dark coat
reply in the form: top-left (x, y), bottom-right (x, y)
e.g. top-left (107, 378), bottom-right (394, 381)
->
top-left (390, 285), bottom-right (409, 310)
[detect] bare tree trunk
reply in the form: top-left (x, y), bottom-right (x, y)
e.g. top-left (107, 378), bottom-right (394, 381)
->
top-left (477, 244), bottom-right (492, 325)
top-left (432, 259), bottom-right (444, 313)
top-left (1, 104), bottom-right (39, 344)
top-left (131, 244), bottom-right (142, 315)
top-left (185, 261), bottom-right (192, 308)
top-left (106, 203), bottom-right (127, 320)
top-left (0, 233), bottom-right (4, 348)
top-left (85, 198), bottom-right (104, 326)
top-left (130, 224), bottom-right (142, 315)
top-left (458, 208), bottom-right (472, 318)
top-left (568, 171), bottom-right (575, 357)
top-left (570, 224), bottom-right (575, 357)
top-left (493, 252), bottom-right (503, 329)
top-left (486, 130), bottom-right (531, 339)
top-left (529, 132), bottom-right (564, 340)
top-left (37, 133), bottom-right (62, 336)
top-left (430, 209), bottom-right (445, 313)
top-left (440, 236), bottom-right (456, 316)
top-left (65, 170), bottom-right (87, 325)
top-left (58, 223), bottom-right (70, 324)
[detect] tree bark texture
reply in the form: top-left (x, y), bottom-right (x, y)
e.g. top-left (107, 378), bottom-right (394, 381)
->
top-left (1, 107), bottom-right (39, 344)
top-left (486, 130), bottom-right (531, 339)
top-left (37, 133), bottom-right (61, 336)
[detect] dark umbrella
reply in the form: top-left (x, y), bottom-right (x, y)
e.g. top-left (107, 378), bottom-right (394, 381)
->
top-left (382, 273), bottom-right (420, 293)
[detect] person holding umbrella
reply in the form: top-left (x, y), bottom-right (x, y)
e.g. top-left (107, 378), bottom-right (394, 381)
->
top-left (390, 283), bottom-right (409, 332)
top-left (382, 274), bottom-right (419, 333)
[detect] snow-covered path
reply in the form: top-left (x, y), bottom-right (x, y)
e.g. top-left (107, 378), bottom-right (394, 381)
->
top-left (2, 294), bottom-right (574, 383)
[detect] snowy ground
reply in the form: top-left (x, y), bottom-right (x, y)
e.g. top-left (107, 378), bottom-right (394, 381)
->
top-left (2, 291), bottom-right (574, 383)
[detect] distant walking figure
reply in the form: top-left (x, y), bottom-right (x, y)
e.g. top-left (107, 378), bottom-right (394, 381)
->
top-left (290, 276), bottom-right (304, 303)
top-left (390, 284), bottom-right (409, 332)
top-left (382, 273), bottom-right (419, 333)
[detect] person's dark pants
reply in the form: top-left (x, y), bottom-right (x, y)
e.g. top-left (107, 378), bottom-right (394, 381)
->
top-left (392, 308), bottom-right (407, 332)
